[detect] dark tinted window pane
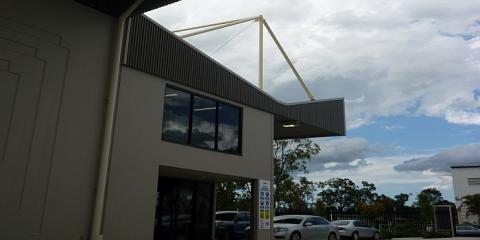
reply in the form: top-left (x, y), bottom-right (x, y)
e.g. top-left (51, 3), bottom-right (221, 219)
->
top-left (191, 96), bottom-right (216, 149)
top-left (332, 221), bottom-right (350, 226)
top-left (216, 213), bottom-right (237, 221)
top-left (162, 87), bottom-right (191, 144)
top-left (217, 103), bottom-right (240, 153)
top-left (273, 218), bottom-right (303, 224)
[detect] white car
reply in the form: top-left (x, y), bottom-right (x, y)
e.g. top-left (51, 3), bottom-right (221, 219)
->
top-left (331, 220), bottom-right (380, 240)
top-left (273, 215), bottom-right (339, 240)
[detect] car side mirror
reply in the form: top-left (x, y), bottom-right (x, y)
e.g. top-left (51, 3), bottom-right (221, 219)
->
top-left (304, 222), bottom-right (313, 227)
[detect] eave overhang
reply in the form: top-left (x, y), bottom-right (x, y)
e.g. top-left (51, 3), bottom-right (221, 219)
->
top-left (75, 0), bottom-right (179, 17)
top-left (124, 15), bottom-right (346, 139)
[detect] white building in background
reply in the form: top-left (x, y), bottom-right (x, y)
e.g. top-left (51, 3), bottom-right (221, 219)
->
top-left (451, 166), bottom-right (480, 225)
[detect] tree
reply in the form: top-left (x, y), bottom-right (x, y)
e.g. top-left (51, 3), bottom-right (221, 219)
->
top-left (216, 181), bottom-right (251, 211)
top-left (462, 194), bottom-right (480, 218)
top-left (317, 178), bottom-right (378, 211)
top-left (314, 199), bottom-right (327, 217)
top-left (394, 193), bottom-right (410, 208)
top-left (273, 139), bottom-right (320, 208)
top-left (419, 188), bottom-right (444, 205)
top-left (414, 188), bottom-right (445, 223)
top-left (376, 194), bottom-right (396, 210)
top-left (358, 201), bottom-right (385, 217)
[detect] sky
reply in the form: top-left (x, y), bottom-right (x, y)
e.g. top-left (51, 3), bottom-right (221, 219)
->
top-left (147, 0), bottom-right (480, 203)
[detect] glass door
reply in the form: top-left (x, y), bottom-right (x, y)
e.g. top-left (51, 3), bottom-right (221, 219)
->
top-left (154, 177), bottom-right (213, 240)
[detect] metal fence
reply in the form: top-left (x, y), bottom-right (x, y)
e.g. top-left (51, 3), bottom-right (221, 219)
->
top-left (275, 208), bottom-right (431, 231)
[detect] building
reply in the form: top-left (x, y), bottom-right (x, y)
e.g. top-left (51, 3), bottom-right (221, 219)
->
top-left (451, 166), bottom-right (480, 225)
top-left (0, 0), bottom-right (345, 239)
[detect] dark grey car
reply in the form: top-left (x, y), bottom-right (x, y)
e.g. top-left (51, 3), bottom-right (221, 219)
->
top-left (215, 211), bottom-right (251, 240)
top-left (456, 224), bottom-right (480, 237)
top-left (331, 220), bottom-right (380, 240)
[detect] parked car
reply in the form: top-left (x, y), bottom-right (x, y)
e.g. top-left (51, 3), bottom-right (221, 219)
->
top-left (456, 224), bottom-right (480, 237)
top-left (331, 220), bottom-right (380, 240)
top-left (215, 211), bottom-right (251, 240)
top-left (273, 215), bottom-right (339, 240)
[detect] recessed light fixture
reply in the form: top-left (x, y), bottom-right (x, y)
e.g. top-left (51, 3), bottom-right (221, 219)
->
top-left (193, 107), bottom-right (217, 111)
top-left (282, 123), bottom-right (297, 128)
top-left (165, 93), bottom-right (178, 97)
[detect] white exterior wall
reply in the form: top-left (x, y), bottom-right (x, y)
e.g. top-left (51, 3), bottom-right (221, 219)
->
top-left (452, 167), bottom-right (480, 224)
top-left (102, 66), bottom-right (275, 240)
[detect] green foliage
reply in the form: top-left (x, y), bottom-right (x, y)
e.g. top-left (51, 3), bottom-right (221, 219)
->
top-left (414, 188), bottom-right (446, 223)
top-left (317, 178), bottom-right (378, 211)
top-left (380, 229), bottom-right (393, 239)
top-left (273, 139), bottom-right (320, 208)
top-left (376, 194), bottom-right (396, 210)
top-left (215, 181), bottom-right (251, 211)
top-left (462, 194), bottom-right (480, 217)
top-left (358, 201), bottom-right (384, 217)
top-left (313, 199), bottom-right (327, 217)
top-left (391, 222), bottom-right (422, 238)
top-left (394, 193), bottom-right (410, 208)
top-left (420, 188), bottom-right (444, 205)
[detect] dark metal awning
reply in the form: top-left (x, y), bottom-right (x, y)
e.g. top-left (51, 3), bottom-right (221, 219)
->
top-left (75, 0), bottom-right (179, 17)
top-left (124, 15), bottom-right (346, 139)
top-left (274, 99), bottom-right (345, 139)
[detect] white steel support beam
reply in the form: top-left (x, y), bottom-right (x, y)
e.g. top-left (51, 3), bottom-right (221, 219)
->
top-left (177, 16), bottom-right (259, 38)
top-left (173, 16), bottom-right (254, 33)
top-left (173, 16), bottom-right (316, 100)
top-left (258, 15), bottom-right (264, 90)
top-left (262, 20), bottom-right (315, 100)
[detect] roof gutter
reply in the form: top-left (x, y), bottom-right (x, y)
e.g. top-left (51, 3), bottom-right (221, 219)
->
top-left (90, 1), bottom-right (143, 240)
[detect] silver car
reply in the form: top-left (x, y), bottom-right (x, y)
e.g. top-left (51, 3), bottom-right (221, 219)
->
top-left (273, 215), bottom-right (339, 240)
top-left (331, 220), bottom-right (380, 240)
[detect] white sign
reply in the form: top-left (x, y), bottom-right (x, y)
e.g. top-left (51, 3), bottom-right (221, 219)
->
top-left (258, 179), bottom-right (271, 229)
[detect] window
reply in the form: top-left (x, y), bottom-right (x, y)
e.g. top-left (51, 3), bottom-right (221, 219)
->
top-left (215, 213), bottom-right (237, 221)
top-left (162, 86), bottom-right (242, 154)
top-left (236, 212), bottom-right (250, 222)
top-left (468, 178), bottom-right (480, 186)
top-left (191, 96), bottom-right (216, 149)
top-left (217, 103), bottom-right (241, 153)
top-left (314, 217), bottom-right (329, 225)
top-left (273, 218), bottom-right (303, 224)
top-left (332, 221), bottom-right (350, 226)
top-left (162, 87), bottom-right (191, 144)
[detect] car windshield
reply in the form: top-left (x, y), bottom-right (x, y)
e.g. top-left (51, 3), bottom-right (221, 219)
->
top-left (274, 218), bottom-right (303, 224)
top-left (332, 221), bottom-right (350, 226)
top-left (216, 213), bottom-right (237, 221)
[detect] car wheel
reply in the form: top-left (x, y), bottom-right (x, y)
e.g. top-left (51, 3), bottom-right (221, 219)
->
top-left (351, 232), bottom-right (359, 240)
top-left (328, 232), bottom-right (337, 240)
top-left (373, 232), bottom-right (380, 240)
top-left (290, 231), bottom-right (302, 240)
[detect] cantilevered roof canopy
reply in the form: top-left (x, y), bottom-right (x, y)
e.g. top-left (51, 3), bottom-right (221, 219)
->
top-left (76, 0), bottom-right (179, 16)
top-left (124, 15), bottom-right (345, 139)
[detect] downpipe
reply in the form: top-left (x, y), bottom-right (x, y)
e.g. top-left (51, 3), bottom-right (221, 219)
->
top-left (89, 1), bottom-right (143, 240)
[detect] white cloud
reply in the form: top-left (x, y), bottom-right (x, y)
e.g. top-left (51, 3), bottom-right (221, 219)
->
top-left (147, 0), bottom-right (480, 129)
top-left (305, 154), bottom-right (453, 197)
top-left (394, 142), bottom-right (480, 173)
top-left (309, 137), bottom-right (372, 171)
top-left (383, 125), bottom-right (405, 131)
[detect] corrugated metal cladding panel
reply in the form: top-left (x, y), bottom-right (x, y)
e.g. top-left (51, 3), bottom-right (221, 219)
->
top-left (125, 15), bottom-right (346, 137)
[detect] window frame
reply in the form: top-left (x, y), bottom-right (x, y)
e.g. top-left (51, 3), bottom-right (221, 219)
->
top-left (161, 84), bottom-right (243, 155)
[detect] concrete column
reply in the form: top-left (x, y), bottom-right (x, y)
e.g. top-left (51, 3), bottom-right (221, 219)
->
top-left (252, 179), bottom-right (272, 240)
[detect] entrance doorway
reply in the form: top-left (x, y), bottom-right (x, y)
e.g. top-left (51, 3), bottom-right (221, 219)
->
top-left (154, 177), bottom-right (214, 240)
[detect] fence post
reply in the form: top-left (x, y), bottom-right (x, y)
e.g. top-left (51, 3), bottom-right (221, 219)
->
top-left (394, 207), bottom-right (397, 228)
